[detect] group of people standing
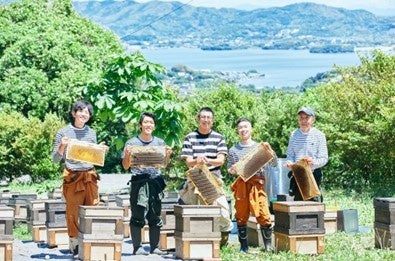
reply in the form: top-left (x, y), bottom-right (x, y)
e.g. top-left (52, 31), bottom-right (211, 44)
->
top-left (52, 100), bottom-right (328, 257)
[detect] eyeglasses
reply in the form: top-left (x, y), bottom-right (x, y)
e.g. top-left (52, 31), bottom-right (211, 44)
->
top-left (199, 115), bottom-right (213, 120)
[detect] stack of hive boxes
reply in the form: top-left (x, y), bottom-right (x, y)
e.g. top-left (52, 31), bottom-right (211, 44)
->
top-left (374, 197), bottom-right (395, 250)
top-left (0, 206), bottom-right (14, 261)
top-left (159, 192), bottom-right (178, 251)
top-left (78, 205), bottom-right (124, 261)
top-left (174, 205), bottom-right (221, 260)
top-left (115, 194), bottom-right (131, 238)
top-left (8, 193), bottom-right (37, 224)
top-left (27, 199), bottom-right (47, 243)
top-left (273, 201), bottom-right (325, 254)
top-left (45, 199), bottom-right (68, 249)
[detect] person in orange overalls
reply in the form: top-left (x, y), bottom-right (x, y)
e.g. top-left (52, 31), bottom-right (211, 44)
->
top-left (227, 117), bottom-right (277, 253)
top-left (52, 100), bottom-right (106, 257)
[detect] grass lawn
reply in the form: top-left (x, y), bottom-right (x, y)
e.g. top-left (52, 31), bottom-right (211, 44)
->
top-left (4, 182), bottom-right (395, 260)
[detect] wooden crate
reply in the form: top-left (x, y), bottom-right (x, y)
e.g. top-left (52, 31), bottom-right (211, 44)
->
top-left (28, 224), bottom-right (47, 243)
top-left (79, 206), bottom-right (124, 235)
top-left (161, 207), bottom-right (176, 230)
top-left (337, 209), bottom-right (359, 233)
top-left (122, 221), bottom-right (130, 238)
top-left (27, 199), bottom-right (46, 226)
top-left (0, 240), bottom-right (12, 261)
top-left (45, 200), bottom-right (66, 228)
top-left (47, 227), bottom-right (69, 249)
top-left (274, 232), bottom-right (325, 254)
top-left (160, 229), bottom-right (175, 250)
top-left (175, 236), bottom-right (220, 260)
top-left (174, 205), bottom-right (221, 234)
top-left (79, 238), bottom-right (122, 261)
top-left (374, 197), bottom-right (395, 225)
top-left (273, 202), bottom-right (325, 235)
top-left (374, 222), bottom-right (395, 250)
top-left (324, 210), bottom-right (337, 234)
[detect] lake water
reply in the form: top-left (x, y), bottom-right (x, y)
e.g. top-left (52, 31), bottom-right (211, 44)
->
top-left (137, 47), bottom-right (361, 88)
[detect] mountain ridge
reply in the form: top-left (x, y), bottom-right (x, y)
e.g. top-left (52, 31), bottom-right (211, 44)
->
top-left (71, 0), bottom-right (395, 51)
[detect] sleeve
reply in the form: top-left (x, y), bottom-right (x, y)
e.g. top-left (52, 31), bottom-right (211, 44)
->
top-left (227, 148), bottom-right (237, 169)
top-left (181, 135), bottom-right (193, 159)
top-left (217, 135), bottom-right (228, 156)
top-left (286, 131), bottom-right (296, 163)
top-left (51, 130), bottom-right (64, 163)
top-left (312, 132), bottom-right (328, 169)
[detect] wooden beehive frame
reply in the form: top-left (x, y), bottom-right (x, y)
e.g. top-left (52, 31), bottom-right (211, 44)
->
top-left (128, 145), bottom-right (167, 168)
top-left (291, 159), bottom-right (320, 200)
top-left (66, 139), bottom-right (107, 166)
top-left (186, 164), bottom-right (222, 205)
top-left (234, 142), bottom-right (274, 182)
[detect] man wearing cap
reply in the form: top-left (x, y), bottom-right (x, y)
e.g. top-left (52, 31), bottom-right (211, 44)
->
top-left (285, 107), bottom-right (328, 201)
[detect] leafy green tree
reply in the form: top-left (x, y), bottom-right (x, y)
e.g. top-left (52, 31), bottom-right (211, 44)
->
top-left (0, 0), bottom-right (124, 120)
top-left (84, 52), bottom-right (186, 173)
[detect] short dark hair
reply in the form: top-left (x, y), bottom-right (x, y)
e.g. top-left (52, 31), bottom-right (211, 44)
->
top-left (72, 100), bottom-right (94, 116)
top-left (139, 112), bottom-right (156, 125)
top-left (198, 107), bottom-right (214, 117)
top-left (236, 117), bottom-right (252, 127)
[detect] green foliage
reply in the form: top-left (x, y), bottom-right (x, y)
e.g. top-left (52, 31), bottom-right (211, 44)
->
top-left (308, 51), bottom-right (395, 194)
top-left (0, 0), bottom-right (124, 120)
top-left (0, 110), bottom-right (64, 182)
top-left (84, 52), bottom-right (186, 173)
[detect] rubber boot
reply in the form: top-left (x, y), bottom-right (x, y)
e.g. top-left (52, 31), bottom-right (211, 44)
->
top-left (238, 225), bottom-right (248, 253)
top-left (261, 225), bottom-right (273, 252)
top-left (149, 226), bottom-right (167, 255)
top-left (131, 224), bottom-right (149, 255)
top-left (69, 237), bottom-right (79, 258)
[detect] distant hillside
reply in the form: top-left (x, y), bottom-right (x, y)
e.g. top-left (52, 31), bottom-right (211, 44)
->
top-left (71, 0), bottom-right (395, 51)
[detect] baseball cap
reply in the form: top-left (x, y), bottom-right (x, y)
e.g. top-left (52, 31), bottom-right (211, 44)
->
top-left (298, 107), bottom-right (315, 116)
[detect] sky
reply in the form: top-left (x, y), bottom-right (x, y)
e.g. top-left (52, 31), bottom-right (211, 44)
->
top-left (135, 0), bottom-right (395, 16)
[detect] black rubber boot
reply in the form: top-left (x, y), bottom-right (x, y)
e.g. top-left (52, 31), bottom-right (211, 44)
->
top-left (261, 224), bottom-right (273, 252)
top-left (149, 226), bottom-right (167, 255)
top-left (131, 225), bottom-right (149, 255)
top-left (238, 225), bottom-right (248, 253)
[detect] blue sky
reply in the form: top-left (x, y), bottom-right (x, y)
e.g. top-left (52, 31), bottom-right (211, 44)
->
top-left (135, 0), bottom-right (395, 16)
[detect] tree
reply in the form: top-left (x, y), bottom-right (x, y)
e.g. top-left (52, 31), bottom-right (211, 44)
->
top-left (83, 52), bottom-right (185, 173)
top-left (0, 0), bottom-right (124, 120)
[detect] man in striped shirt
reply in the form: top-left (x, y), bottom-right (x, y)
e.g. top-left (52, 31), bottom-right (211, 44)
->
top-left (179, 107), bottom-right (233, 246)
top-left (285, 107), bottom-right (328, 201)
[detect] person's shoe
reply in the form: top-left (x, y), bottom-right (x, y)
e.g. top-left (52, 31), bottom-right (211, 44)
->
top-left (133, 246), bottom-right (149, 255)
top-left (150, 247), bottom-right (168, 255)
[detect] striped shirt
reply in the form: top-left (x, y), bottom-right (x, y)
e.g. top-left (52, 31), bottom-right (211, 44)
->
top-left (122, 136), bottom-right (165, 177)
top-left (286, 127), bottom-right (328, 170)
top-left (52, 124), bottom-right (97, 171)
top-left (227, 141), bottom-right (277, 177)
top-left (181, 129), bottom-right (228, 177)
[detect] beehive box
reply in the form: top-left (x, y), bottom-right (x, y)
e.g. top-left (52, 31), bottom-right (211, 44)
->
top-left (28, 223), bottom-right (47, 243)
top-left (337, 209), bottom-right (359, 233)
top-left (45, 200), bottom-right (66, 228)
top-left (275, 232), bottom-right (325, 254)
top-left (27, 199), bottom-right (46, 226)
top-left (78, 238), bottom-right (122, 261)
top-left (47, 227), bottom-right (69, 249)
top-left (374, 222), bottom-right (395, 250)
top-left (174, 205), bottom-right (221, 235)
top-left (324, 210), bottom-right (337, 234)
top-left (160, 229), bottom-right (175, 250)
top-left (161, 207), bottom-right (176, 230)
top-left (273, 202), bottom-right (325, 235)
top-left (0, 240), bottom-right (12, 261)
top-left (246, 215), bottom-right (275, 247)
top-left (374, 197), bottom-right (395, 225)
top-left (78, 206), bottom-right (124, 236)
top-left (175, 234), bottom-right (221, 260)
top-left (9, 194), bottom-right (37, 224)
top-left (0, 206), bottom-right (14, 241)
